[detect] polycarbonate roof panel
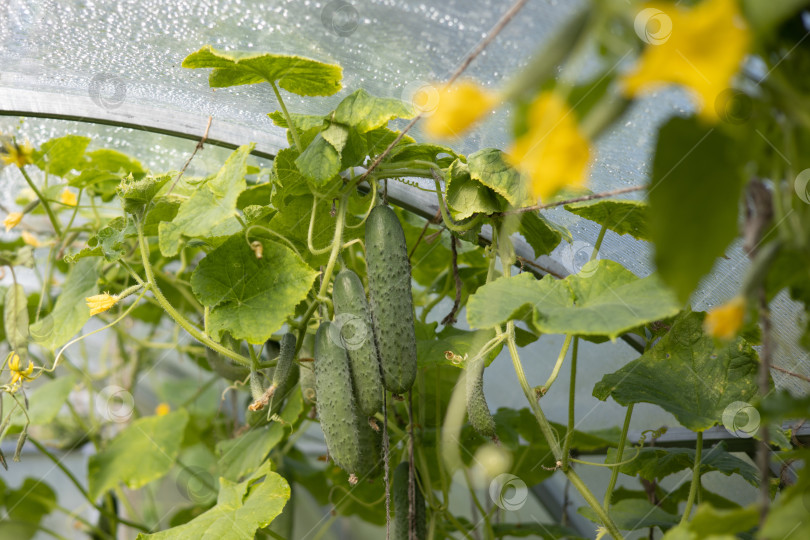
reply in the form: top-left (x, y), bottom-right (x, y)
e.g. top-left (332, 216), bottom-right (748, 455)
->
top-left (1, 0), bottom-right (807, 390)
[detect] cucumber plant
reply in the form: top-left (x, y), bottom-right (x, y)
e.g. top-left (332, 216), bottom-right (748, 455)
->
top-left (1, 4), bottom-right (809, 539)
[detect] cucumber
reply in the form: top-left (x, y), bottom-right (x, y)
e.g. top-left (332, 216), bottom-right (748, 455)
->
top-left (365, 205), bottom-right (417, 394)
top-left (466, 356), bottom-right (496, 439)
top-left (393, 461), bottom-right (427, 540)
top-left (332, 269), bottom-right (383, 415)
top-left (246, 363), bottom-right (300, 427)
top-left (271, 333), bottom-right (297, 391)
top-left (205, 347), bottom-right (250, 381)
top-left (314, 321), bottom-right (368, 477)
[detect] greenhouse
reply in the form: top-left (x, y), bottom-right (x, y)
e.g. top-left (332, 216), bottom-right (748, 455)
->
top-left (1, 0), bottom-right (809, 538)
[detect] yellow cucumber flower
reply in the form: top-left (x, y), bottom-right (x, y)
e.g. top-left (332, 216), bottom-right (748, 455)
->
top-left (21, 231), bottom-right (42, 247)
top-left (704, 296), bottom-right (746, 340)
top-left (155, 403), bottom-right (171, 416)
top-left (622, 0), bottom-right (751, 123)
top-left (507, 92), bottom-right (592, 202)
top-left (0, 139), bottom-right (35, 168)
top-left (4, 212), bottom-right (23, 232)
top-left (8, 353), bottom-right (35, 387)
top-left (423, 81), bottom-right (496, 138)
top-left (59, 189), bottom-right (78, 207)
top-left (86, 293), bottom-right (119, 316)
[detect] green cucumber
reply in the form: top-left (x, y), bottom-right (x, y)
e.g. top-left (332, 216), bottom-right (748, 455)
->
top-left (271, 333), bottom-right (296, 390)
top-left (332, 269), bottom-right (383, 415)
top-left (393, 461), bottom-right (427, 540)
top-left (246, 363), bottom-right (299, 427)
top-left (466, 356), bottom-right (496, 439)
top-left (365, 205), bottom-right (417, 394)
top-left (314, 321), bottom-right (369, 478)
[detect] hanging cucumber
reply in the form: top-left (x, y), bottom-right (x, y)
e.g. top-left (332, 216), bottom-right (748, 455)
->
top-left (393, 461), bottom-right (427, 540)
top-left (314, 321), bottom-right (371, 480)
top-left (246, 363), bottom-right (300, 427)
top-left (365, 205), bottom-right (417, 395)
top-left (466, 356), bottom-right (496, 440)
top-left (332, 269), bottom-right (383, 416)
top-left (271, 333), bottom-right (297, 392)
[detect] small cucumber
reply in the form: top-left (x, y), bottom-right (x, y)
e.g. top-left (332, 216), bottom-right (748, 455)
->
top-left (365, 205), bottom-right (417, 394)
top-left (332, 269), bottom-right (383, 415)
top-left (246, 363), bottom-right (300, 427)
top-left (314, 322), bottom-right (368, 477)
top-left (466, 356), bottom-right (496, 439)
top-left (271, 333), bottom-right (297, 390)
top-left (393, 461), bottom-right (427, 540)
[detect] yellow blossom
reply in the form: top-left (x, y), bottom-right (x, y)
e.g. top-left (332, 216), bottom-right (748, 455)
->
top-left (21, 230), bottom-right (42, 247)
top-left (3, 212), bottom-right (23, 232)
top-left (0, 139), bottom-right (35, 168)
top-left (704, 296), bottom-right (746, 340)
top-left (507, 92), bottom-right (592, 202)
top-left (8, 353), bottom-right (35, 387)
top-left (59, 189), bottom-right (78, 207)
top-left (86, 293), bottom-right (119, 316)
top-left (622, 0), bottom-right (751, 122)
top-left (155, 403), bottom-right (171, 416)
top-left (423, 81), bottom-right (496, 138)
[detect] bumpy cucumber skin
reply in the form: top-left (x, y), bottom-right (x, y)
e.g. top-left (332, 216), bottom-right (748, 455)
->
top-left (271, 332), bottom-right (297, 389)
top-left (314, 322), bottom-right (367, 475)
top-left (393, 461), bottom-right (427, 540)
top-left (332, 269), bottom-right (384, 416)
top-left (365, 205), bottom-right (417, 394)
top-left (466, 356), bottom-right (496, 439)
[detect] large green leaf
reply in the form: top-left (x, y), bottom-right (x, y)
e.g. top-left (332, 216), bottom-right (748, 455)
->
top-left (216, 388), bottom-right (304, 481)
top-left (294, 132), bottom-right (343, 186)
top-left (466, 260), bottom-right (680, 339)
top-left (5, 478), bottom-right (56, 536)
top-left (564, 198), bottom-right (649, 240)
top-left (518, 212), bottom-right (570, 258)
top-left (445, 159), bottom-right (502, 220)
top-left (182, 45), bottom-right (342, 96)
top-left (138, 461), bottom-right (290, 540)
top-left (606, 445), bottom-right (758, 486)
top-left (29, 259), bottom-right (99, 351)
top-left (467, 148), bottom-right (531, 208)
top-left (119, 174), bottom-right (172, 215)
top-left (34, 135), bottom-right (90, 177)
top-left (332, 88), bottom-right (414, 133)
top-left (593, 311), bottom-right (760, 431)
top-left (190, 235), bottom-right (317, 344)
top-left (7, 375), bottom-right (76, 429)
top-left (65, 217), bottom-right (135, 263)
top-left (4, 284), bottom-right (28, 352)
top-left (159, 145), bottom-right (251, 256)
top-left (88, 410), bottom-right (189, 500)
top-left (649, 117), bottom-right (744, 302)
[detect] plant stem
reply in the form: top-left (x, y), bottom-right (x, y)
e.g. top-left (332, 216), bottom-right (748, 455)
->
top-left (562, 337), bottom-right (578, 471)
top-left (135, 220), bottom-right (252, 367)
top-left (604, 403), bottom-right (634, 510)
top-left (680, 431), bottom-right (703, 525)
top-left (592, 223), bottom-right (607, 256)
top-left (270, 81), bottom-right (302, 154)
top-left (19, 166), bottom-right (62, 236)
top-left (505, 323), bottom-right (561, 460)
top-left (567, 468), bottom-right (624, 540)
top-left (539, 334), bottom-right (573, 395)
